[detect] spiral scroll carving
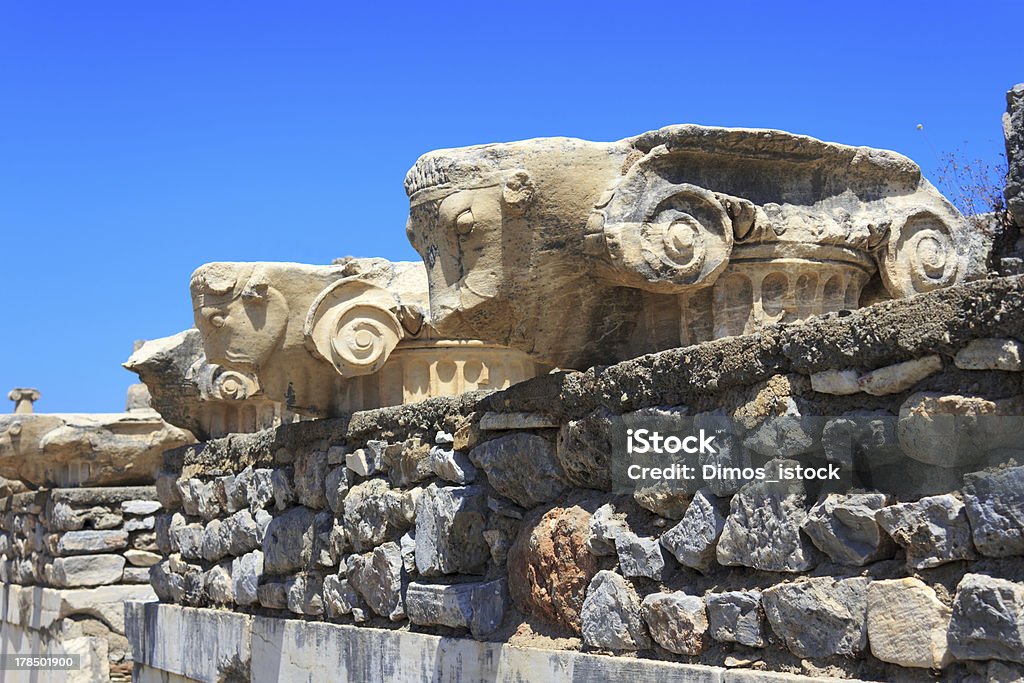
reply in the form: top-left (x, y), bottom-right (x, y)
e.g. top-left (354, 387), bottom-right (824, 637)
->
top-left (879, 212), bottom-right (960, 297)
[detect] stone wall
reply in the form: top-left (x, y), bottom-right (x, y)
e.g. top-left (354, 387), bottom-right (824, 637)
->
top-left (139, 275), bottom-right (1024, 682)
top-left (0, 486), bottom-right (161, 681)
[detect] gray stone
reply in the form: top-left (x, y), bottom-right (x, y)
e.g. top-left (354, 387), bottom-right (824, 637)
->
top-left (347, 541), bottom-right (406, 621)
top-left (231, 550), bottom-right (263, 606)
top-left (954, 338), bottom-right (1024, 371)
top-left (257, 579), bottom-right (289, 610)
top-left (56, 529), bottom-right (128, 555)
top-left (555, 409), bottom-right (613, 490)
top-left (706, 590), bottom-right (765, 648)
top-left (287, 572), bottom-right (325, 616)
top-left (270, 469), bottom-right (295, 511)
top-left (245, 468), bottom-right (274, 512)
top-left (581, 570), bottom-right (650, 650)
top-left (614, 531), bottom-right (664, 580)
top-left (201, 518), bottom-right (231, 562)
top-left (347, 441), bottom-right (386, 476)
top-left (716, 461), bottom-right (819, 572)
top-left (399, 531), bottom-right (416, 573)
top-left (948, 573), bottom-right (1024, 663)
top-left (660, 488), bottom-right (727, 573)
top-left (632, 480), bottom-right (692, 520)
top-left (429, 446), bottom-right (477, 484)
top-left (414, 483), bottom-right (489, 576)
top-left (323, 574), bottom-right (363, 618)
top-left (122, 499), bottom-right (161, 515)
top-left (802, 493), bottom-right (895, 566)
top-left (49, 554), bottom-right (126, 587)
top-left (343, 478), bottom-right (409, 552)
top-left (327, 444), bottom-right (347, 465)
top-left (184, 478), bottom-right (221, 521)
top-left (203, 564), bottom-right (233, 604)
top-left (762, 577), bottom-right (869, 658)
top-left (641, 591), bottom-right (708, 655)
top-left (125, 516), bottom-right (155, 532)
top-left (469, 433), bottom-right (566, 509)
top-left (262, 506), bottom-right (317, 575)
top-left (406, 579), bottom-right (507, 638)
top-left (293, 449), bottom-right (329, 509)
top-left (699, 431), bottom-right (754, 497)
top-left (312, 510), bottom-right (336, 567)
top-left (875, 494), bottom-right (976, 569)
top-left (223, 508), bottom-right (262, 556)
top-left (587, 503), bottom-right (627, 556)
top-left (48, 501), bottom-right (85, 531)
top-left (742, 403), bottom-right (819, 457)
top-left (820, 412), bottom-right (902, 471)
top-left (963, 465), bottom-right (1024, 557)
top-left (325, 466), bottom-right (350, 515)
top-left (173, 523), bottom-right (204, 561)
top-left (123, 566), bottom-right (152, 583)
top-left (150, 560), bottom-right (186, 602)
top-left (385, 438), bottom-right (435, 487)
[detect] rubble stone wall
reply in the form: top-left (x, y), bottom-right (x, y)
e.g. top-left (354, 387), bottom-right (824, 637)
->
top-left (142, 275), bottom-right (1024, 682)
top-left (0, 487), bottom-right (162, 681)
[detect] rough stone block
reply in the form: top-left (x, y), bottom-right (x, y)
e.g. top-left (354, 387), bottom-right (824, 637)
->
top-left (858, 355), bottom-right (942, 396)
top-left (323, 574), bottom-right (363, 618)
top-left (614, 531), bottom-right (664, 580)
top-left (262, 506), bottom-right (317, 575)
top-left (762, 577), bottom-right (869, 658)
top-left (325, 466), bottom-right (350, 515)
top-left (344, 478), bottom-right (409, 552)
top-left (948, 573), bottom-right (1024, 664)
top-left (660, 488), bottom-right (727, 573)
top-left (802, 492), bottom-right (895, 566)
top-left (429, 446), bottom-right (477, 484)
top-left (581, 570), bottom-right (650, 651)
top-left (875, 494), bottom-right (975, 569)
top-left (347, 542), bottom-right (406, 621)
top-left (867, 578), bottom-right (951, 669)
top-left (294, 449), bottom-right (329, 509)
top-left (124, 549), bottom-right (162, 567)
top-left (809, 368), bottom-right (861, 395)
top-left (954, 338), bottom-right (1024, 371)
top-left (231, 550), bottom-right (263, 606)
top-left (122, 500), bottom-right (162, 516)
top-left (287, 572), bottom-right (325, 616)
top-left (706, 590), bottom-right (765, 648)
top-left (468, 433), bottom-right (566, 509)
top-left (414, 483), bottom-right (489, 576)
top-left (405, 579), bottom-right (506, 638)
top-left (641, 591), bottom-right (708, 655)
top-left (49, 554), bottom-right (126, 587)
top-left (963, 465), bottom-right (1024, 557)
top-left (56, 529), bottom-right (128, 555)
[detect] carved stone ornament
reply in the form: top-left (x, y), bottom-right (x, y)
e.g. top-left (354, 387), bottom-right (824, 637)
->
top-left (189, 258), bottom-right (544, 418)
top-left (405, 125), bottom-right (985, 369)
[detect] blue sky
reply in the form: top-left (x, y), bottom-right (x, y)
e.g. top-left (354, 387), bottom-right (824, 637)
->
top-left (2, 1), bottom-right (1021, 413)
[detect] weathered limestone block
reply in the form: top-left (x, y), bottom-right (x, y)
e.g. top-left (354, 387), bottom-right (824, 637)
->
top-left (614, 531), bottom-right (664, 580)
top-left (875, 494), bottom-right (976, 569)
top-left (809, 369), bottom-right (860, 396)
top-left (641, 592), bottom-right (708, 655)
top-left (178, 478), bottom-right (221, 519)
top-left (173, 523), bottom-right (204, 561)
top-left (762, 577), bottom-right (869, 658)
top-left (347, 542), bottom-right (406, 621)
top-left (948, 573), bottom-right (1024, 664)
top-left (802, 493), bottom-right (895, 566)
top-left (468, 434), bottom-right (566, 509)
top-left (323, 574), bottom-right (363, 619)
top-left (867, 578), bottom-right (951, 669)
top-left (189, 258), bottom-right (541, 417)
top-left (857, 355), bottom-right (942, 396)
top-left (231, 550), bottom-right (263, 606)
top-left (587, 503), bottom-right (627, 556)
top-left (413, 483), bottom-right (488, 575)
top-left (286, 572), bottom-right (325, 616)
top-left (706, 590), bottom-right (765, 648)
top-left (581, 570), bottom-right (650, 650)
top-left (632, 480), bottom-right (691, 520)
top-left (343, 478), bottom-right (409, 552)
top-left (955, 338), bottom-right (1024, 371)
top-left (56, 529), bottom-right (128, 555)
top-left (0, 408), bottom-right (192, 487)
top-left (122, 500), bottom-right (161, 516)
top-left (555, 409), bottom-right (613, 490)
top-left (820, 411), bottom-right (902, 471)
top-left (716, 461), bottom-right (819, 572)
top-left (125, 516), bottom-right (155, 532)
top-left (429, 446), bottom-right (476, 484)
top-left (271, 469), bottom-right (294, 510)
top-left (405, 579), bottom-right (506, 638)
top-left (384, 438), bottom-right (435, 487)
top-left (509, 505), bottom-right (599, 632)
top-left (203, 564), bottom-right (234, 605)
top-left (347, 443), bottom-right (384, 477)
top-left (404, 126), bottom-right (979, 369)
top-left (124, 549), bottom-right (161, 567)
top-left (48, 554), bottom-right (126, 588)
top-left (742, 409), bottom-right (819, 458)
top-left (324, 465), bottom-right (350, 515)
top-left (201, 519), bottom-right (231, 562)
top-left (293, 449), bottom-right (329, 509)
top-left (660, 488), bottom-right (728, 573)
top-left (898, 392), bottom-right (1024, 468)
top-left (257, 579), bottom-right (289, 610)
top-left (962, 465), bottom-right (1024, 557)
top-left (243, 467), bottom-right (274, 512)
top-left (261, 506), bottom-right (317, 575)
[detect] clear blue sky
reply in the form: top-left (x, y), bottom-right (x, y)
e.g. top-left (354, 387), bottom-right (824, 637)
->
top-left (2, 1), bottom-right (1021, 413)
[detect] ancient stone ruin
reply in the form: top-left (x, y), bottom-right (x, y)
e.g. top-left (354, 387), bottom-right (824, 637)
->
top-left (4, 88), bottom-right (1024, 683)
